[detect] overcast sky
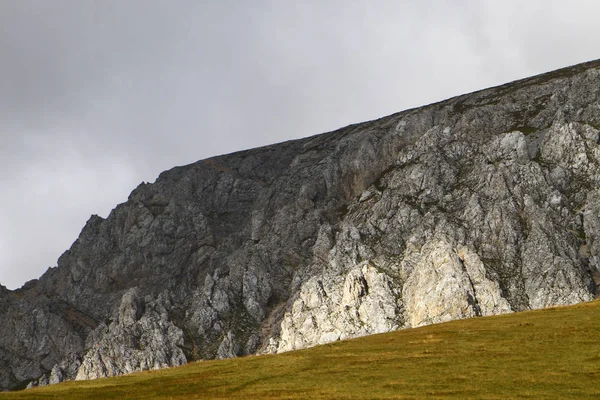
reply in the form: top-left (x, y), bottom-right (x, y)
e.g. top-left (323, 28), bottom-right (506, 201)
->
top-left (1, 0), bottom-right (599, 290)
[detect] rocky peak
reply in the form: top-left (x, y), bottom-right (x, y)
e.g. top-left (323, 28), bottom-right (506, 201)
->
top-left (2, 59), bottom-right (600, 390)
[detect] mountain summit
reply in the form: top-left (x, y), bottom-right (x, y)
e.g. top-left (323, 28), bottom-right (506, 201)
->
top-left (2, 60), bottom-right (600, 390)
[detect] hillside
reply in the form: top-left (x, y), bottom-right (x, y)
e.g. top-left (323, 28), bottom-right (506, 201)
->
top-left (3, 300), bottom-right (600, 399)
top-left (1, 59), bottom-right (600, 390)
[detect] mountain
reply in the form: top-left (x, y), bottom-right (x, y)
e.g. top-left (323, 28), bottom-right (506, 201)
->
top-left (2, 59), bottom-right (600, 391)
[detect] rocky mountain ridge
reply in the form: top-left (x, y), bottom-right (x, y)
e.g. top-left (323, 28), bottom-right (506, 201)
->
top-left (2, 59), bottom-right (600, 390)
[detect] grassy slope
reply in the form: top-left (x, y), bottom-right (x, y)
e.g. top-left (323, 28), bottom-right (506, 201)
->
top-left (3, 300), bottom-right (600, 400)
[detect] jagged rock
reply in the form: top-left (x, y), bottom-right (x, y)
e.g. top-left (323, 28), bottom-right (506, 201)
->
top-left (0, 286), bottom-right (89, 390)
top-left (2, 59), bottom-right (600, 390)
top-left (402, 239), bottom-right (512, 327)
top-left (216, 331), bottom-right (240, 359)
top-left (276, 263), bottom-right (403, 352)
top-left (75, 289), bottom-right (186, 380)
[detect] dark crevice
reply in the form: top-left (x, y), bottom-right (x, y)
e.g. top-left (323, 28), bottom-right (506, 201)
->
top-left (458, 257), bottom-right (482, 317)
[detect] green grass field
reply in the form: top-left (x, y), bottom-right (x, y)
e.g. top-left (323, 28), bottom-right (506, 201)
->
top-left (3, 300), bottom-right (600, 399)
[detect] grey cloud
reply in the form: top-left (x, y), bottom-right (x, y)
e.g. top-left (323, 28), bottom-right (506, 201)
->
top-left (1, 0), bottom-right (599, 289)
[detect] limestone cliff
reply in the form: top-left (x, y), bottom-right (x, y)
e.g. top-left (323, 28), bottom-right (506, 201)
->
top-left (2, 59), bottom-right (600, 390)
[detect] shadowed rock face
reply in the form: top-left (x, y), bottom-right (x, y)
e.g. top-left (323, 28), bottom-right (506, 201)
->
top-left (2, 59), bottom-right (600, 390)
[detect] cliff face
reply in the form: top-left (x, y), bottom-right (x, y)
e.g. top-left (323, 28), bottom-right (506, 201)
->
top-left (2, 60), bottom-right (600, 390)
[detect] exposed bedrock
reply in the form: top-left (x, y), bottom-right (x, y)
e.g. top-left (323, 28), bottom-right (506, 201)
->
top-left (2, 60), bottom-right (600, 390)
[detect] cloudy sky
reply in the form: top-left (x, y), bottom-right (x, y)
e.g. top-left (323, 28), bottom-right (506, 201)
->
top-left (1, 0), bottom-right (599, 290)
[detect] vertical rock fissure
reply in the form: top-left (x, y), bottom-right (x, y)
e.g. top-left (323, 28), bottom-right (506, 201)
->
top-left (459, 257), bottom-right (482, 317)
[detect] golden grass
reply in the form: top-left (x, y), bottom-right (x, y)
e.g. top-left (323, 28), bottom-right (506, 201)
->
top-left (4, 300), bottom-right (600, 399)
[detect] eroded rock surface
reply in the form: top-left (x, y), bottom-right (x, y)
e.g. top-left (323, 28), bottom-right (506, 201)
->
top-left (2, 59), bottom-right (600, 390)
top-left (274, 263), bottom-right (403, 352)
top-left (75, 289), bottom-right (186, 380)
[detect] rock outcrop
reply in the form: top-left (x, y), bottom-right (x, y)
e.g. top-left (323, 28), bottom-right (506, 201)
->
top-left (75, 289), bottom-right (186, 380)
top-left (274, 262), bottom-right (403, 353)
top-left (2, 59), bottom-right (600, 390)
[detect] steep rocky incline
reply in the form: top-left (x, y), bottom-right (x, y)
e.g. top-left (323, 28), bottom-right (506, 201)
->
top-left (2, 59), bottom-right (600, 390)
